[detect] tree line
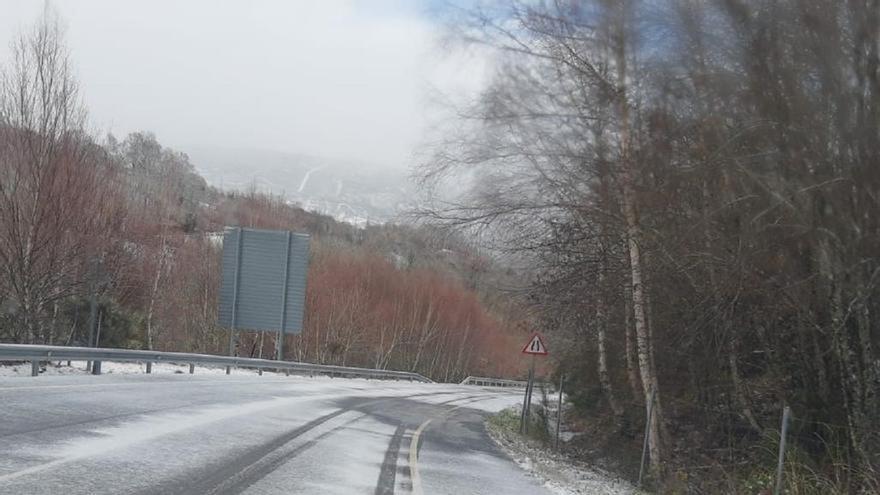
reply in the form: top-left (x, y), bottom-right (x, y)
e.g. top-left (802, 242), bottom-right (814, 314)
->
top-left (420, 0), bottom-right (879, 492)
top-left (0, 13), bottom-right (526, 383)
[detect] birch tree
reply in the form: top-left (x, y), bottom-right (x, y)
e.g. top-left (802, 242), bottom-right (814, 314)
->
top-left (0, 12), bottom-right (119, 344)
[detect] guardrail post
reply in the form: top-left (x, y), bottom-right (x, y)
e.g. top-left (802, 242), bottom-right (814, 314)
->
top-left (226, 365), bottom-right (231, 375)
top-left (189, 363), bottom-right (195, 374)
top-left (285, 368), bottom-right (290, 376)
top-left (92, 361), bottom-right (102, 375)
top-left (258, 369), bottom-right (263, 376)
top-left (146, 362), bottom-right (152, 374)
top-left (31, 360), bottom-right (39, 376)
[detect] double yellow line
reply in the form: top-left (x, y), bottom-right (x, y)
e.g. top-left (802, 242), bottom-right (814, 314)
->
top-left (408, 418), bottom-right (433, 495)
top-left (407, 397), bottom-right (491, 495)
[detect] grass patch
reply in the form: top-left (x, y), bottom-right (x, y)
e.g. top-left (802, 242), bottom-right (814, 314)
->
top-left (488, 406), bottom-right (551, 444)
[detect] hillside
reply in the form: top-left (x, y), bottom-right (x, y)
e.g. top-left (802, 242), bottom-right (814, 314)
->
top-left (187, 146), bottom-right (413, 226)
top-left (0, 124), bottom-right (529, 383)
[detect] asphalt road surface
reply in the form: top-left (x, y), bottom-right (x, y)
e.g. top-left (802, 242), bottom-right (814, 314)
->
top-left (0, 371), bottom-right (552, 494)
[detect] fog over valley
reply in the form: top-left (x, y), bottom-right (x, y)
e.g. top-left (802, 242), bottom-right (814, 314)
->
top-left (0, 0), bottom-right (481, 223)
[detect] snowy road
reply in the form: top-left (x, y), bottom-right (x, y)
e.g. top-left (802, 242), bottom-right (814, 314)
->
top-left (0, 372), bottom-right (551, 494)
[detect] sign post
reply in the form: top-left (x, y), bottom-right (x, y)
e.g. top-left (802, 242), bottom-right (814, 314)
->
top-left (228, 228), bottom-right (243, 372)
top-left (276, 231), bottom-right (293, 361)
top-left (555, 372), bottom-right (564, 450)
top-left (519, 332), bottom-right (549, 435)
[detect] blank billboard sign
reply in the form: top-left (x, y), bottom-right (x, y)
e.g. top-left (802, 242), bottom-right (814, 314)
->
top-left (218, 227), bottom-right (310, 334)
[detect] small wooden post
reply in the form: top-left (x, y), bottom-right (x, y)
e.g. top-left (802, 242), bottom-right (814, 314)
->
top-left (555, 373), bottom-right (564, 450)
top-left (774, 406), bottom-right (791, 495)
top-left (638, 387), bottom-right (656, 487)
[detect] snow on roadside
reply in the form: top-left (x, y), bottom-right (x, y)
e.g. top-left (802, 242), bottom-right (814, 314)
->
top-left (0, 362), bottom-right (85, 377)
top-left (0, 361), bottom-right (265, 377)
top-left (487, 407), bottom-right (641, 495)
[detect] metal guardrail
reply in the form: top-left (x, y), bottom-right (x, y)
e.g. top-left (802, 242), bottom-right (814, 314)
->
top-left (460, 376), bottom-right (528, 388)
top-left (0, 344), bottom-right (433, 383)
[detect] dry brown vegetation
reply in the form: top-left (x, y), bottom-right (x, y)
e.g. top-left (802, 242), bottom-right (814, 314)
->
top-left (0, 13), bottom-right (527, 384)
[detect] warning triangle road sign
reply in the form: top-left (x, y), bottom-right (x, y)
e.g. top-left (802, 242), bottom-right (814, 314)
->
top-left (521, 333), bottom-right (549, 356)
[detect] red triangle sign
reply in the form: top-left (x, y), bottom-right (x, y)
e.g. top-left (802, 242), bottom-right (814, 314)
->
top-left (521, 333), bottom-right (549, 355)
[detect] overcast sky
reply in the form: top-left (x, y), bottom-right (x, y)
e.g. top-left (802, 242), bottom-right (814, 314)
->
top-left (0, 0), bottom-right (484, 169)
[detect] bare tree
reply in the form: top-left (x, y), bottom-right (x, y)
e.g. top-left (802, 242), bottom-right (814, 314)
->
top-left (421, 0), bottom-right (879, 489)
top-left (0, 11), bottom-right (120, 344)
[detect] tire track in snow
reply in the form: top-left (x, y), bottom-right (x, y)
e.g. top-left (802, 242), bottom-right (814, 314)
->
top-left (374, 424), bottom-right (406, 495)
top-left (0, 380), bottom-right (380, 439)
top-left (0, 398), bottom-right (253, 439)
top-left (185, 393), bottom-right (493, 494)
top-left (193, 410), bottom-right (366, 495)
top-left (164, 393), bottom-right (432, 495)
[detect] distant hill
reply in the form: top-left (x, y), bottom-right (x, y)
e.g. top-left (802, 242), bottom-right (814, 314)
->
top-left (186, 146), bottom-right (413, 225)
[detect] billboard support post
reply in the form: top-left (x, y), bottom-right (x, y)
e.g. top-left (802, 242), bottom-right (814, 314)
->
top-left (276, 231), bottom-right (293, 361)
top-left (227, 227), bottom-right (243, 375)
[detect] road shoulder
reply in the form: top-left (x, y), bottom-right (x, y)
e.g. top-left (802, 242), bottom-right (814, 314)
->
top-left (486, 407), bottom-right (641, 495)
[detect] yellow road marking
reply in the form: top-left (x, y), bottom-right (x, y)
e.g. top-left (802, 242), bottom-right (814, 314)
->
top-left (409, 418), bottom-right (432, 495)
top-left (408, 397), bottom-right (493, 495)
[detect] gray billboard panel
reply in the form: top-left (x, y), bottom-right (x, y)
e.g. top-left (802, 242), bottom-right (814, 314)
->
top-left (218, 227), bottom-right (310, 334)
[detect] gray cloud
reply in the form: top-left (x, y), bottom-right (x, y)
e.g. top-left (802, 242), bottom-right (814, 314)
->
top-left (0, 0), bottom-right (475, 169)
